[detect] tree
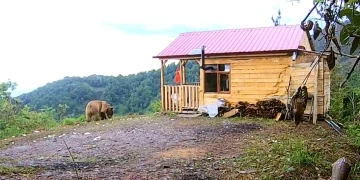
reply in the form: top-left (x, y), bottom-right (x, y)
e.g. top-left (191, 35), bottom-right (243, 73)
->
top-left (271, 9), bottom-right (282, 26)
top-left (300, 0), bottom-right (360, 86)
top-left (57, 104), bottom-right (69, 121)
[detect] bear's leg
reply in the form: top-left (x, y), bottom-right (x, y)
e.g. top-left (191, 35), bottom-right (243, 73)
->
top-left (95, 113), bottom-right (101, 121)
top-left (86, 112), bottom-right (91, 122)
top-left (100, 112), bottom-right (106, 120)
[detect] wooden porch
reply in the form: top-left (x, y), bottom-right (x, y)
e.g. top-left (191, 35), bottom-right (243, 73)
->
top-left (160, 59), bottom-right (201, 113)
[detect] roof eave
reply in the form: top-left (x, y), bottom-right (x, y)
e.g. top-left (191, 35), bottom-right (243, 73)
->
top-left (153, 49), bottom-right (298, 59)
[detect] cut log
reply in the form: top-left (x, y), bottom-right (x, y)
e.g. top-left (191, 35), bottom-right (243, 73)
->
top-left (223, 109), bottom-right (239, 118)
top-left (275, 113), bottom-right (282, 121)
top-left (331, 157), bottom-right (351, 180)
top-left (234, 99), bottom-right (286, 119)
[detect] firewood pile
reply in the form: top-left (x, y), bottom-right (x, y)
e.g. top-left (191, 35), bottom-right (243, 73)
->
top-left (234, 98), bottom-right (287, 119)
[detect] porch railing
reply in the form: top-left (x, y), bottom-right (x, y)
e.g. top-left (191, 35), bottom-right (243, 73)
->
top-left (163, 83), bottom-right (200, 112)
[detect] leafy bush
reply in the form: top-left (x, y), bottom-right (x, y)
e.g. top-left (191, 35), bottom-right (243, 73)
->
top-left (0, 81), bottom-right (60, 139)
top-left (149, 99), bottom-right (161, 113)
top-left (61, 115), bottom-right (85, 126)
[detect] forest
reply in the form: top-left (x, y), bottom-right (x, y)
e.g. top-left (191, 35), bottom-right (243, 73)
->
top-left (17, 61), bottom-right (200, 117)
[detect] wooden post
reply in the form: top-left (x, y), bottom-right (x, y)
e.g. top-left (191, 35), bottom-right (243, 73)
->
top-left (198, 59), bottom-right (205, 106)
top-left (179, 60), bottom-right (184, 112)
top-left (160, 60), bottom-right (165, 111)
top-left (313, 61), bottom-right (318, 124)
top-left (322, 57), bottom-right (325, 116)
top-left (181, 60), bottom-right (187, 84)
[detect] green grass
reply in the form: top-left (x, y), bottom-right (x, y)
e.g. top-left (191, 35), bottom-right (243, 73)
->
top-left (0, 113), bottom-right (58, 139)
top-left (0, 165), bottom-right (39, 176)
top-left (61, 115), bottom-right (86, 126)
top-left (231, 136), bottom-right (323, 179)
top-left (224, 120), bottom-right (360, 180)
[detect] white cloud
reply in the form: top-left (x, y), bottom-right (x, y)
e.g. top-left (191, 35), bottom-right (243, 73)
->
top-left (0, 0), bottom-right (317, 96)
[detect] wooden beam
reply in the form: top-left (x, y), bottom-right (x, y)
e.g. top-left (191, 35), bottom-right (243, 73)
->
top-left (179, 60), bottom-right (184, 112)
top-left (313, 61), bottom-right (318, 124)
top-left (322, 57), bottom-right (325, 115)
top-left (199, 59), bottom-right (205, 106)
top-left (181, 59), bottom-right (186, 84)
top-left (160, 60), bottom-right (165, 111)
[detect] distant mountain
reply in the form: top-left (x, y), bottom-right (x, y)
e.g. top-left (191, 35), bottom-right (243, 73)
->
top-left (18, 61), bottom-right (200, 117)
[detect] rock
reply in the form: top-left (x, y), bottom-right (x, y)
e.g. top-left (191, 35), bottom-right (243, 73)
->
top-left (93, 136), bottom-right (101, 141)
top-left (84, 132), bottom-right (91, 135)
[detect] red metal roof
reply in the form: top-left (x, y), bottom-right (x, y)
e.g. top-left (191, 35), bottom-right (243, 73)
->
top-left (153, 24), bottom-right (305, 59)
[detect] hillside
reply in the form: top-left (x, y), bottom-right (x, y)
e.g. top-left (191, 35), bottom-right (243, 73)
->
top-left (17, 24), bottom-right (359, 118)
top-left (18, 61), bottom-right (200, 117)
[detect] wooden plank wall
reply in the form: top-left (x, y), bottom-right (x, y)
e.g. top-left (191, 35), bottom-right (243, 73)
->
top-left (201, 53), bottom-right (330, 115)
top-left (324, 59), bottom-right (331, 114)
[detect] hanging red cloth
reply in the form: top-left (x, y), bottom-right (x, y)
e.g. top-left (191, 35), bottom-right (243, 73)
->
top-left (174, 65), bottom-right (181, 84)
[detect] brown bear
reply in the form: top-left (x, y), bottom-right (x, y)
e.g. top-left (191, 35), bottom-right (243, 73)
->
top-left (85, 100), bottom-right (114, 122)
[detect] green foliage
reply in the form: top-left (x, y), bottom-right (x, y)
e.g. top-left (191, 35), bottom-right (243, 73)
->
top-left (345, 123), bottom-right (360, 147)
top-left (288, 141), bottom-right (319, 166)
top-left (57, 103), bottom-right (69, 121)
top-left (338, 2), bottom-right (360, 54)
top-left (0, 81), bottom-right (58, 139)
top-left (61, 115), bottom-right (85, 126)
top-left (18, 61), bottom-right (200, 117)
top-left (329, 64), bottom-right (360, 122)
top-left (271, 139), bottom-right (319, 167)
top-left (149, 99), bottom-right (161, 113)
top-left (0, 80), bottom-right (87, 139)
top-left (0, 165), bottom-right (39, 176)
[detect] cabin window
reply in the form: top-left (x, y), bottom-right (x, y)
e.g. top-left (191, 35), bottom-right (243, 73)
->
top-left (204, 64), bottom-right (230, 93)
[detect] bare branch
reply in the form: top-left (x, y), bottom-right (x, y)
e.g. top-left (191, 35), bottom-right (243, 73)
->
top-left (350, 34), bottom-right (360, 38)
top-left (298, 49), bottom-right (359, 58)
top-left (340, 55), bottom-right (360, 88)
top-left (62, 139), bottom-right (80, 180)
top-left (302, 2), bottom-right (320, 23)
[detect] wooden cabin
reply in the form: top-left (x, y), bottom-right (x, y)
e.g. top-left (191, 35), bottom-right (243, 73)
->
top-left (153, 25), bottom-right (331, 124)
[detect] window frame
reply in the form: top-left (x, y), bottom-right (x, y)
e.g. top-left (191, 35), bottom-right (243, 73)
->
top-left (204, 64), bottom-right (231, 94)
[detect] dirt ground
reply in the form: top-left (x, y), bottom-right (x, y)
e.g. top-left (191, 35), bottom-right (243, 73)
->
top-left (0, 115), bottom-right (358, 180)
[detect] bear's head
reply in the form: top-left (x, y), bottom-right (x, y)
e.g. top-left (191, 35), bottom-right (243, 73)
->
top-left (107, 106), bottom-right (114, 118)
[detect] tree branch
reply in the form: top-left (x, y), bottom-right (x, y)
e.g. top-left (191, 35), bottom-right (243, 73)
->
top-left (350, 34), bottom-right (360, 38)
top-left (340, 55), bottom-right (360, 88)
top-left (302, 2), bottom-right (320, 23)
top-left (298, 49), bottom-right (358, 58)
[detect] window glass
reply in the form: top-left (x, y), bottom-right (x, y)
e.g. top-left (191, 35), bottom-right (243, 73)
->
top-left (205, 73), bottom-right (217, 92)
top-left (220, 74), bottom-right (229, 91)
top-left (219, 64), bottom-right (230, 72)
top-left (204, 64), bottom-right (230, 93)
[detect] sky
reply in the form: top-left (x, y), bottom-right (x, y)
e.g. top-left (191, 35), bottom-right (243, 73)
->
top-left (0, 0), bottom-right (320, 96)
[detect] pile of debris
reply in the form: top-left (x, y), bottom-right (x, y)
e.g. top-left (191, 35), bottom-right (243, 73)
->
top-left (221, 98), bottom-right (287, 119)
